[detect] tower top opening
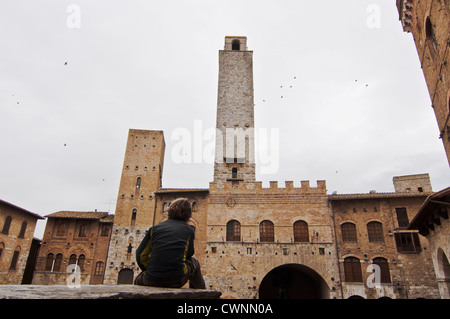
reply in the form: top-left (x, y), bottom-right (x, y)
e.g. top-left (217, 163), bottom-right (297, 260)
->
top-left (224, 36), bottom-right (247, 51)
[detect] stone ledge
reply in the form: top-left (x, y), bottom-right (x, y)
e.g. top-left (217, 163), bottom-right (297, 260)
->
top-left (0, 285), bottom-right (222, 299)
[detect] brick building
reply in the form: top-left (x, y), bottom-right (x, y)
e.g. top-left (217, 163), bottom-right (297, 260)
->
top-left (33, 211), bottom-right (113, 285)
top-left (408, 187), bottom-right (450, 298)
top-left (101, 36), bottom-right (440, 299)
top-left (396, 0), bottom-right (450, 299)
top-left (0, 199), bottom-right (43, 284)
top-left (397, 0), bottom-right (450, 164)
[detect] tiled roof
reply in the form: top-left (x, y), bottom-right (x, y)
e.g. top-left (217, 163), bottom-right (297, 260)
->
top-left (328, 191), bottom-right (432, 200)
top-left (45, 211), bottom-right (110, 220)
top-left (0, 199), bottom-right (44, 220)
top-left (99, 214), bottom-right (114, 223)
top-left (155, 188), bottom-right (209, 194)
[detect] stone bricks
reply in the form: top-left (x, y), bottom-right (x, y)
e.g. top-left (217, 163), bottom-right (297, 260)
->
top-left (0, 200), bottom-right (43, 284)
top-left (33, 211), bottom-right (113, 285)
top-left (397, 0), bottom-right (450, 164)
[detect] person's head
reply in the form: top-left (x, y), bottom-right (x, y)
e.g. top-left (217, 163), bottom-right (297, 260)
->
top-left (167, 198), bottom-right (192, 222)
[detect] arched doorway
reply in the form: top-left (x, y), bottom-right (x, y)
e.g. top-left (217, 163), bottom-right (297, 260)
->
top-left (117, 268), bottom-right (134, 284)
top-left (437, 248), bottom-right (450, 298)
top-left (259, 264), bottom-right (329, 299)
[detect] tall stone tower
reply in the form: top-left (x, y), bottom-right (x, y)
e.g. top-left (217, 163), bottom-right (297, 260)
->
top-left (214, 36), bottom-right (256, 184)
top-left (103, 129), bottom-right (165, 284)
top-left (396, 0), bottom-right (450, 164)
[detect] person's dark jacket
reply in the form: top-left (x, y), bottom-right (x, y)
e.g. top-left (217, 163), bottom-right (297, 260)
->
top-left (136, 218), bottom-right (195, 281)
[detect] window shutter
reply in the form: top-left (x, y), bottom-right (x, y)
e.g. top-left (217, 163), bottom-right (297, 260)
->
top-left (412, 233), bottom-right (422, 252)
top-left (394, 233), bottom-right (403, 252)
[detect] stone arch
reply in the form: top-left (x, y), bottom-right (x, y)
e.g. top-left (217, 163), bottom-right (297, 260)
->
top-left (436, 248), bottom-right (450, 297)
top-left (259, 263), bottom-right (330, 299)
top-left (117, 268), bottom-right (134, 284)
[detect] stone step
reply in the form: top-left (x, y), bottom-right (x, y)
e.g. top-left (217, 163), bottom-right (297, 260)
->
top-left (0, 285), bottom-right (221, 299)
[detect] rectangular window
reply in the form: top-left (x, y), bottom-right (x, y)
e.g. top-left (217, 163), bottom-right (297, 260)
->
top-left (9, 251), bottom-right (19, 270)
top-left (396, 208), bottom-right (409, 228)
top-left (394, 232), bottom-right (421, 252)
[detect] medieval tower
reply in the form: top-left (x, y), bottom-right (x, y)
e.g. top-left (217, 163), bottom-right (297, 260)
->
top-left (103, 129), bottom-right (165, 284)
top-left (214, 36), bottom-right (256, 184)
top-left (94, 36), bottom-right (440, 299)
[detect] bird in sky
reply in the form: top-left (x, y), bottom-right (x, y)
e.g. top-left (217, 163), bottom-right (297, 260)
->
top-left (64, 62), bottom-right (68, 65)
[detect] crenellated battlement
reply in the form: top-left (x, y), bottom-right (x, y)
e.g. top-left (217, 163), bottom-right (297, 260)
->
top-left (209, 180), bottom-right (327, 194)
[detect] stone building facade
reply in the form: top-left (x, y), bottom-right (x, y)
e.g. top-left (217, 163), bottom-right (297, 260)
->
top-left (0, 199), bottom-right (43, 284)
top-left (100, 36), bottom-right (441, 299)
top-left (397, 0), bottom-right (450, 164)
top-left (103, 130), bottom-right (166, 284)
top-left (33, 211), bottom-right (113, 285)
top-left (408, 187), bottom-right (450, 298)
top-left (330, 180), bottom-right (439, 299)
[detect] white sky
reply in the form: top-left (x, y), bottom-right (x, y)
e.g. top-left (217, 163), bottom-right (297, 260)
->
top-left (1, 0), bottom-right (449, 239)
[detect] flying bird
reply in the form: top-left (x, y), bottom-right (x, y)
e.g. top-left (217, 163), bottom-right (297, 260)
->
top-left (64, 62), bottom-right (68, 65)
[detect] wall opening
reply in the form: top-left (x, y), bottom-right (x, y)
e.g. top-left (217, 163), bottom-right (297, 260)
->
top-left (117, 268), bottom-right (134, 284)
top-left (259, 264), bottom-right (329, 299)
top-left (232, 39), bottom-right (240, 51)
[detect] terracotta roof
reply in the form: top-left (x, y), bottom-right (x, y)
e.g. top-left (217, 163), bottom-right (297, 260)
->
top-left (99, 214), bottom-right (114, 223)
top-left (155, 188), bottom-right (209, 194)
top-left (45, 211), bottom-right (110, 220)
top-left (408, 186), bottom-right (450, 232)
top-left (0, 199), bottom-right (44, 220)
top-left (328, 191), bottom-right (431, 200)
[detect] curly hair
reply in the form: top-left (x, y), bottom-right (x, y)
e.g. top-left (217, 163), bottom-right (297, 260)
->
top-left (167, 198), bottom-right (192, 222)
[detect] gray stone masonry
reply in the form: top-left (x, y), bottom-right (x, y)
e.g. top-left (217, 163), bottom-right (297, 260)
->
top-left (0, 285), bottom-right (221, 299)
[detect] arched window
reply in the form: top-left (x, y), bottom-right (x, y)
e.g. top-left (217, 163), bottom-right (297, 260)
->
top-left (2, 216), bottom-right (12, 235)
top-left (54, 253), bottom-right (63, 272)
top-left (94, 261), bottom-right (104, 276)
top-left (367, 221), bottom-right (384, 243)
top-left (226, 220), bottom-right (241, 241)
top-left (45, 253), bottom-right (54, 271)
top-left (18, 221), bottom-right (27, 238)
top-left (372, 257), bottom-right (391, 283)
top-left (78, 224), bottom-right (87, 237)
top-left (136, 177), bottom-right (141, 188)
top-left (293, 220), bottom-right (309, 242)
top-left (341, 222), bottom-right (357, 242)
top-left (69, 254), bottom-right (77, 265)
top-left (9, 246), bottom-right (20, 270)
top-left (344, 257), bottom-right (363, 282)
top-left (131, 209), bottom-right (137, 227)
top-left (232, 39), bottom-right (240, 51)
top-left (425, 17), bottom-right (438, 52)
top-left (56, 222), bottom-right (66, 236)
top-left (259, 220), bottom-right (274, 242)
top-left (78, 254), bottom-right (85, 271)
top-left (192, 202), bottom-right (198, 212)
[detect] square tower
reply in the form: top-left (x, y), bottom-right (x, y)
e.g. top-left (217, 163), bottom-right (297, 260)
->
top-left (103, 129), bottom-right (165, 284)
top-left (214, 36), bottom-right (256, 184)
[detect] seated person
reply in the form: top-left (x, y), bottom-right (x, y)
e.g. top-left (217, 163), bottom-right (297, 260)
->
top-left (134, 198), bottom-right (206, 289)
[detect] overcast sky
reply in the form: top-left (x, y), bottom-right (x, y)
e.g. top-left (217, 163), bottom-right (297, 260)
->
top-left (1, 0), bottom-right (449, 239)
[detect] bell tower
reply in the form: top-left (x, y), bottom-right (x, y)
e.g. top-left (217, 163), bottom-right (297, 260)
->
top-left (214, 36), bottom-right (256, 184)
